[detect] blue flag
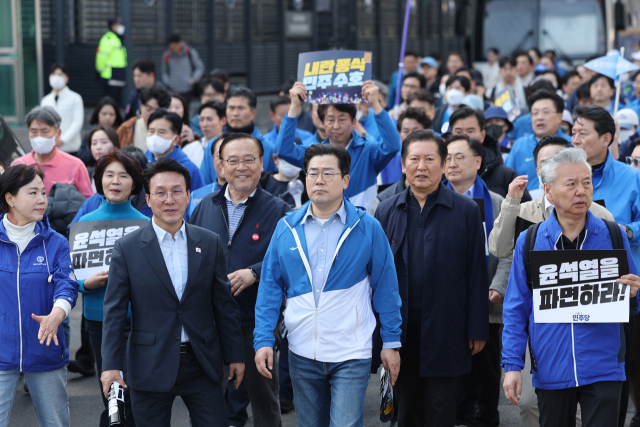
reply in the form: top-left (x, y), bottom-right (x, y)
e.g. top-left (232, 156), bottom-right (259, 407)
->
top-left (584, 52), bottom-right (640, 80)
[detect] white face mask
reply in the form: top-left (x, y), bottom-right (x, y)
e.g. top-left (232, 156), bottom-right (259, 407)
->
top-left (619, 129), bottom-right (636, 143)
top-left (146, 135), bottom-right (175, 155)
top-left (277, 158), bottom-right (302, 178)
top-left (445, 89), bottom-right (465, 106)
top-left (30, 136), bottom-right (56, 155)
top-left (49, 75), bottom-right (66, 91)
top-left (439, 83), bottom-right (447, 97)
top-left (115, 25), bottom-right (125, 35)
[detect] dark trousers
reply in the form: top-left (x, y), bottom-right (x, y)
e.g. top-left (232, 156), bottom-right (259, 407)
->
top-left (85, 319), bottom-right (135, 427)
top-left (75, 301), bottom-right (95, 368)
top-left (278, 336), bottom-right (293, 400)
top-left (130, 348), bottom-right (227, 427)
top-left (226, 377), bottom-right (250, 426)
top-left (537, 381), bottom-right (623, 427)
top-left (456, 323), bottom-right (502, 427)
top-left (395, 324), bottom-right (460, 427)
top-left (101, 79), bottom-right (123, 105)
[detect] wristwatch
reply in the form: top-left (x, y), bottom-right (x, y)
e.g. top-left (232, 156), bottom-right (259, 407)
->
top-left (250, 268), bottom-right (259, 282)
top-left (627, 227), bottom-right (634, 241)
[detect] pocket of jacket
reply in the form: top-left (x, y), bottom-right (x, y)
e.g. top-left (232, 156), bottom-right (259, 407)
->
top-left (202, 326), bottom-right (217, 344)
top-left (130, 331), bottom-right (155, 346)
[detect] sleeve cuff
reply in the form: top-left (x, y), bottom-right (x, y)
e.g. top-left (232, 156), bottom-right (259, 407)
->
top-left (54, 299), bottom-right (71, 320)
top-left (382, 341), bottom-right (401, 349)
top-left (78, 279), bottom-right (91, 294)
top-left (503, 364), bottom-right (523, 372)
top-left (253, 340), bottom-right (275, 352)
top-left (504, 195), bottom-right (522, 206)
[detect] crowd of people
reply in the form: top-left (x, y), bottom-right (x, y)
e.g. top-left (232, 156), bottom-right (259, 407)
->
top-left (4, 16), bottom-right (640, 427)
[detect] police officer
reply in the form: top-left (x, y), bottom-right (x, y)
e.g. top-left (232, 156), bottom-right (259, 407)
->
top-left (96, 17), bottom-right (127, 103)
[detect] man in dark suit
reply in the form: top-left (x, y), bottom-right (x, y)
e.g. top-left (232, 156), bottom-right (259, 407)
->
top-left (101, 157), bottom-right (245, 427)
top-left (374, 130), bottom-right (489, 427)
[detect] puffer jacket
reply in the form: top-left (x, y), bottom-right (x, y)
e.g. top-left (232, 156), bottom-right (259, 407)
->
top-left (45, 183), bottom-right (86, 237)
top-left (0, 215), bottom-right (78, 373)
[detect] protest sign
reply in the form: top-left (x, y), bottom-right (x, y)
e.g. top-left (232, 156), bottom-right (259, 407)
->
top-left (69, 220), bottom-right (148, 281)
top-left (515, 216), bottom-right (535, 245)
top-left (298, 50), bottom-right (372, 104)
top-left (530, 249), bottom-right (630, 323)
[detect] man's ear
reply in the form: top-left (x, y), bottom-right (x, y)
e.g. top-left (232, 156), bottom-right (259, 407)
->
top-left (174, 135), bottom-right (182, 147)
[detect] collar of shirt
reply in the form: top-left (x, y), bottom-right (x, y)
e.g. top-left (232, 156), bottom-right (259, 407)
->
top-left (544, 196), bottom-right (554, 217)
top-left (224, 185), bottom-right (257, 208)
top-left (152, 216), bottom-right (186, 243)
top-left (463, 182), bottom-right (475, 198)
top-left (25, 147), bottom-right (62, 167)
top-left (302, 200), bottom-right (347, 225)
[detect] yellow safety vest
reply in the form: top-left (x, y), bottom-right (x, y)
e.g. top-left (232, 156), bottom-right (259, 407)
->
top-left (95, 31), bottom-right (127, 80)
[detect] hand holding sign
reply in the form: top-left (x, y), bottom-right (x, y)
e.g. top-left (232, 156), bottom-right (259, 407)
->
top-left (618, 274), bottom-right (640, 298)
top-left (361, 81), bottom-right (382, 114)
top-left (84, 271), bottom-right (109, 290)
top-left (288, 82), bottom-right (308, 118)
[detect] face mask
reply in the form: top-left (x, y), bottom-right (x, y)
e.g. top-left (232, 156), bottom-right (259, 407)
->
top-left (115, 25), bottom-right (125, 35)
top-left (619, 129), bottom-right (635, 142)
top-left (445, 89), bottom-right (464, 106)
top-left (439, 84), bottom-right (447, 97)
top-left (146, 135), bottom-right (174, 155)
top-left (356, 109), bottom-right (364, 122)
top-left (30, 136), bottom-right (56, 155)
top-left (49, 75), bottom-right (66, 91)
top-left (277, 158), bottom-right (302, 178)
top-left (486, 124), bottom-right (504, 141)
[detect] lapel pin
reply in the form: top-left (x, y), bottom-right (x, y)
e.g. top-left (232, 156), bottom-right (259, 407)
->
top-left (196, 247), bottom-right (201, 253)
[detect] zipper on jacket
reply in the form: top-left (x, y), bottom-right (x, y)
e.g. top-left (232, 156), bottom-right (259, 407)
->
top-left (2, 239), bottom-right (24, 371)
top-left (571, 323), bottom-right (579, 386)
top-left (219, 204), bottom-right (248, 254)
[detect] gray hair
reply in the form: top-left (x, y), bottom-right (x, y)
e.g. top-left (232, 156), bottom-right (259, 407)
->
top-left (540, 147), bottom-right (591, 186)
top-left (373, 80), bottom-right (389, 98)
top-left (24, 106), bottom-right (62, 129)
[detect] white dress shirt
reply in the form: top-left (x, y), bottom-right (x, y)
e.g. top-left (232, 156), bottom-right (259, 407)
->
top-left (152, 218), bottom-right (190, 342)
top-left (544, 196), bottom-right (554, 218)
top-left (41, 86), bottom-right (84, 153)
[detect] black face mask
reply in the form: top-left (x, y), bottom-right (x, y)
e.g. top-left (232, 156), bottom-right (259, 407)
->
top-left (486, 124), bottom-right (504, 141)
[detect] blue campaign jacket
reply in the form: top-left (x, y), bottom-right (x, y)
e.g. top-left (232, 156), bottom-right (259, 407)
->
top-left (0, 215), bottom-right (78, 373)
top-left (254, 198), bottom-right (402, 363)
top-left (145, 145), bottom-right (205, 190)
top-left (262, 125), bottom-right (312, 172)
top-left (200, 126), bottom-right (266, 185)
top-left (276, 110), bottom-right (401, 209)
top-left (502, 211), bottom-right (639, 390)
top-left (505, 131), bottom-right (572, 191)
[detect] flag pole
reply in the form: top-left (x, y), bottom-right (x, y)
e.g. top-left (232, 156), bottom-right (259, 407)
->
top-left (393, 0), bottom-right (412, 117)
top-left (614, 47), bottom-right (625, 117)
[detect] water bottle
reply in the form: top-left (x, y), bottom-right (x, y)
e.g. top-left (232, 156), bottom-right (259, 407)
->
top-left (108, 372), bottom-right (126, 426)
top-left (288, 179), bottom-right (304, 208)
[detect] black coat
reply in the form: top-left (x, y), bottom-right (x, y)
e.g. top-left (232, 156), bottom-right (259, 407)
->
top-left (480, 135), bottom-right (532, 202)
top-left (189, 184), bottom-right (290, 326)
top-left (373, 184), bottom-right (490, 377)
top-left (102, 222), bottom-right (244, 392)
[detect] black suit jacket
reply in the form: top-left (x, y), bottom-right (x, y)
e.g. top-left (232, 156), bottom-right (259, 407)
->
top-left (102, 222), bottom-right (244, 392)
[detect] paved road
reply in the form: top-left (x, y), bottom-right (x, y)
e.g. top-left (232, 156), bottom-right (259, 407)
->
top-left (8, 298), bottom-right (636, 426)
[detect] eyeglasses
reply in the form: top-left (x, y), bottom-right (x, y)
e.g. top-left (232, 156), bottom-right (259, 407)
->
top-left (626, 157), bottom-right (640, 167)
top-left (152, 189), bottom-right (186, 201)
top-left (446, 154), bottom-right (476, 164)
top-left (307, 170), bottom-right (341, 182)
top-left (223, 157), bottom-right (258, 167)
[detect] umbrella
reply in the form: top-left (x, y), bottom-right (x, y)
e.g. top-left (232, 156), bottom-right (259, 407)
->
top-left (584, 49), bottom-right (640, 115)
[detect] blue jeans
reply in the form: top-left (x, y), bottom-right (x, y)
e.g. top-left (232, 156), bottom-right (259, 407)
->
top-left (288, 351), bottom-right (370, 427)
top-left (0, 367), bottom-right (69, 427)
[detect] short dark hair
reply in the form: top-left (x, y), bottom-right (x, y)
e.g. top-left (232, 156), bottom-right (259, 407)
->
top-left (198, 78), bottom-right (225, 97)
top-left (529, 47), bottom-right (542, 58)
top-left (404, 50), bottom-right (420, 59)
top-left (445, 133), bottom-right (485, 159)
top-left (514, 50), bottom-right (533, 65)
top-left (147, 109), bottom-right (183, 134)
top-left (171, 93), bottom-right (190, 125)
top-left (397, 108), bottom-right (432, 133)
top-left (49, 63), bottom-right (68, 76)
top-left (227, 87), bottom-right (257, 109)
top-left (322, 104), bottom-right (357, 121)
top-left (527, 90), bottom-right (564, 113)
top-left (199, 101), bottom-right (226, 119)
top-left (630, 137), bottom-right (640, 154)
top-left (574, 106), bottom-right (616, 146)
top-left (270, 96), bottom-right (292, 113)
top-left (449, 107), bottom-right (486, 131)
top-left (121, 145), bottom-right (149, 170)
top-left (533, 135), bottom-right (571, 166)
top-left (218, 133), bottom-right (264, 159)
top-left (632, 70), bottom-right (640, 83)
top-left (143, 157), bottom-right (191, 194)
top-left (403, 71), bottom-right (426, 89)
top-left (132, 59), bottom-right (156, 75)
top-left (561, 71), bottom-right (580, 87)
top-left (545, 49), bottom-right (557, 59)
top-left (89, 96), bottom-right (124, 127)
top-left (210, 68), bottom-right (230, 84)
top-left (401, 130), bottom-right (448, 165)
top-left (303, 144), bottom-right (351, 177)
top-left (94, 149), bottom-right (144, 197)
top-left (445, 75), bottom-right (471, 93)
top-left (279, 77), bottom-right (296, 95)
top-left (210, 134), bottom-right (227, 156)
top-left (86, 126), bottom-right (120, 151)
top-left (446, 51), bottom-right (464, 63)
top-left (167, 33), bottom-right (182, 44)
top-left (0, 165), bottom-right (45, 213)
top-left (576, 82), bottom-right (592, 101)
top-left (589, 73), bottom-right (615, 90)
top-left (140, 87), bottom-right (171, 109)
top-left (406, 89), bottom-right (435, 106)
top-left (488, 47), bottom-right (499, 56)
top-left (499, 56), bottom-right (516, 68)
top-left (528, 79), bottom-right (556, 97)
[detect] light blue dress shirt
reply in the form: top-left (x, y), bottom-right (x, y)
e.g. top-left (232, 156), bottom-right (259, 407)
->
top-left (225, 186), bottom-right (256, 240)
top-left (152, 218), bottom-right (189, 342)
top-left (463, 182), bottom-right (475, 198)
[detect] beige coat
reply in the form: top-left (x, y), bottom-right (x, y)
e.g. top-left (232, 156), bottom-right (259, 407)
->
top-left (488, 195), bottom-right (615, 259)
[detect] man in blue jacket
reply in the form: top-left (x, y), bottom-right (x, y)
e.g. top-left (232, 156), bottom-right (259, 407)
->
top-left (374, 130), bottom-right (490, 426)
top-left (506, 90), bottom-right (572, 192)
top-left (277, 81), bottom-right (401, 210)
top-left (502, 147), bottom-right (640, 426)
top-left (254, 144), bottom-right (402, 427)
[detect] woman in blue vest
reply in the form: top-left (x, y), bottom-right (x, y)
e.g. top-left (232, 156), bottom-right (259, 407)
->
top-left (0, 164), bottom-right (78, 427)
top-left (78, 150), bottom-right (148, 427)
